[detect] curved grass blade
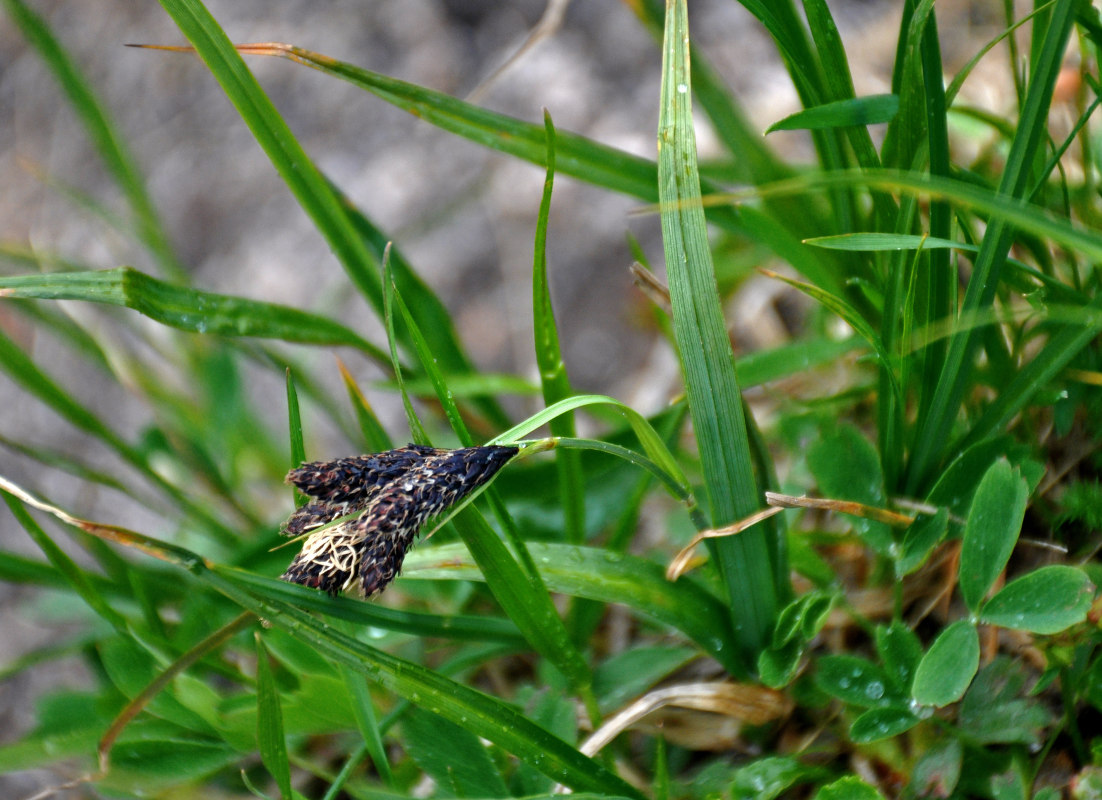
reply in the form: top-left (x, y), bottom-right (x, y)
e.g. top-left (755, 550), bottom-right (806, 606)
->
top-left (382, 258), bottom-right (594, 699)
top-left (0, 268), bottom-right (385, 358)
top-left (766, 95), bottom-right (899, 133)
top-left (201, 571), bottom-right (644, 799)
top-left (404, 541), bottom-right (740, 675)
top-left (218, 567), bottom-right (524, 644)
top-left (533, 112), bottom-right (585, 547)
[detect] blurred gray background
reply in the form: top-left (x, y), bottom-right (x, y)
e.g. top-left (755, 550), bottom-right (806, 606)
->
top-left (0, 0), bottom-right (1010, 795)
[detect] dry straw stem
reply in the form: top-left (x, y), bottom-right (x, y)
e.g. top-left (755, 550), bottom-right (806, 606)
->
top-left (666, 505), bottom-right (784, 582)
top-left (765, 491), bottom-right (916, 527)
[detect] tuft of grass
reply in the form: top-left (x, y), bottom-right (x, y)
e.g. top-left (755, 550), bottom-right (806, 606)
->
top-left (1, 0), bottom-right (1101, 797)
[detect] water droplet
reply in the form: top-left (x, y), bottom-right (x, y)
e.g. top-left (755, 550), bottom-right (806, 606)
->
top-left (676, 83), bottom-right (688, 94)
top-left (865, 681), bottom-right (885, 700)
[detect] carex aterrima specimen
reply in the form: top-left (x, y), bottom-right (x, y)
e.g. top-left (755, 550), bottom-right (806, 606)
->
top-left (280, 444), bottom-right (518, 597)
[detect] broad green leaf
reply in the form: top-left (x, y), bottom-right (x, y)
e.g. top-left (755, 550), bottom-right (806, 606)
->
top-left (979, 566), bottom-right (1093, 634)
top-left (959, 459), bottom-right (1029, 611)
top-left (815, 655), bottom-right (903, 708)
top-left (255, 635), bottom-right (291, 800)
top-left (658, 0), bottom-right (780, 667)
top-left (912, 620), bottom-right (979, 707)
top-left (849, 706), bottom-right (919, 743)
top-left (766, 94), bottom-right (898, 133)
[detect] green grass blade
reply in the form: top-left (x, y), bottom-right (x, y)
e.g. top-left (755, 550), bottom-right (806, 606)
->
top-left (254, 634), bottom-right (292, 800)
top-left (404, 541), bottom-right (741, 675)
top-left (722, 169), bottom-right (1102, 262)
top-left (239, 43), bottom-right (657, 201)
top-left (384, 261), bottom-right (594, 697)
top-left (659, 0), bottom-right (781, 667)
top-left (533, 113), bottom-right (584, 547)
top-left (0, 329), bottom-right (236, 543)
top-left (153, 0), bottom-right (489, 396)
top-left (905, 0), bottom-right (1077, 492)
top-left (3, 0), bottom-right (184, 281)
top-left (766, 95), bottom-right (899, 132)
top-left (0, 268), bottom-right (385, 358)
top-left (201, 571), bottom-right (644, 799)
top-left (215, 567), bottom-right (524, 643)
top-left (2, 493), bottom-right (130, 633)
top-left (335, 190), bottom-right (509, 429)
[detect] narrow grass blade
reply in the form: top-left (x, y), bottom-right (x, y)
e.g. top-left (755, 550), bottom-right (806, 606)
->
top-left (3, 0), bottom-right (184, 281)
top-left (721, 170), bottom-right (1102, 262)
top-left (151, 0), bottom-right (486, 396)
top-left (2, 493), bottom-right (130, 634)
top-left (217, 567), bottom-right (523, 643)
top-left (0, 330), bottom-right (236, 543)
top-left (202, 571), bottom-right (644, 798)
top-left (225, 43), bottom-right (657, 201)
top-left (404, 541), bottom-right (740, 675)
top-left (658, 1), bottom-right (785, 665)
top-left (384, 260), bottom-right (594, 696)
top-left (766, 95), bottom-right (899, 133)
top-left (255, 634), bottom-right (292, 800)
top-left (533, 112), bottom-right (584, 546)
top-left (0, 268), bottom-right (385, 358)
top-left (906, 0), bottom-right (1077, 492)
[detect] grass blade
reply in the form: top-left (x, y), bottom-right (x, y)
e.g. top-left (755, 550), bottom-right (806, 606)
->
top-left (659, 0), bottom-right (782, 668)
top-left (532, 113), bottom-right (585, 547)
top-left (905, 0), bottom-right (1077, 492)
top-left (0, 268), bottom-right (385, 359)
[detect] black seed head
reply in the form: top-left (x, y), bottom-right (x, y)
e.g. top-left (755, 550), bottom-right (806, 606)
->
top-left (280, 444), bottom-right (518, 597)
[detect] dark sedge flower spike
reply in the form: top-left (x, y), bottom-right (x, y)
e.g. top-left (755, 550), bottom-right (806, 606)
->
top-left (280, 444), bottom-right (518, 597)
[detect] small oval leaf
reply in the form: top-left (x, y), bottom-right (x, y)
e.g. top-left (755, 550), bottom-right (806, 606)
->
top-left (815, 655), bottom-right (902, 708)
top-left (959, 459), bottom-right (1029, 611)
top-left (849, 706), bottom-right (920, 743)
top-left (980, 566), bottom-right (1094, 634)
top-left (912, 620), bottom-right (979, 707)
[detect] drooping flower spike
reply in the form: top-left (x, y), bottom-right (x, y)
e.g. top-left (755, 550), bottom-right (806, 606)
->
top-left (280, 444), bottom-right (518, 597)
